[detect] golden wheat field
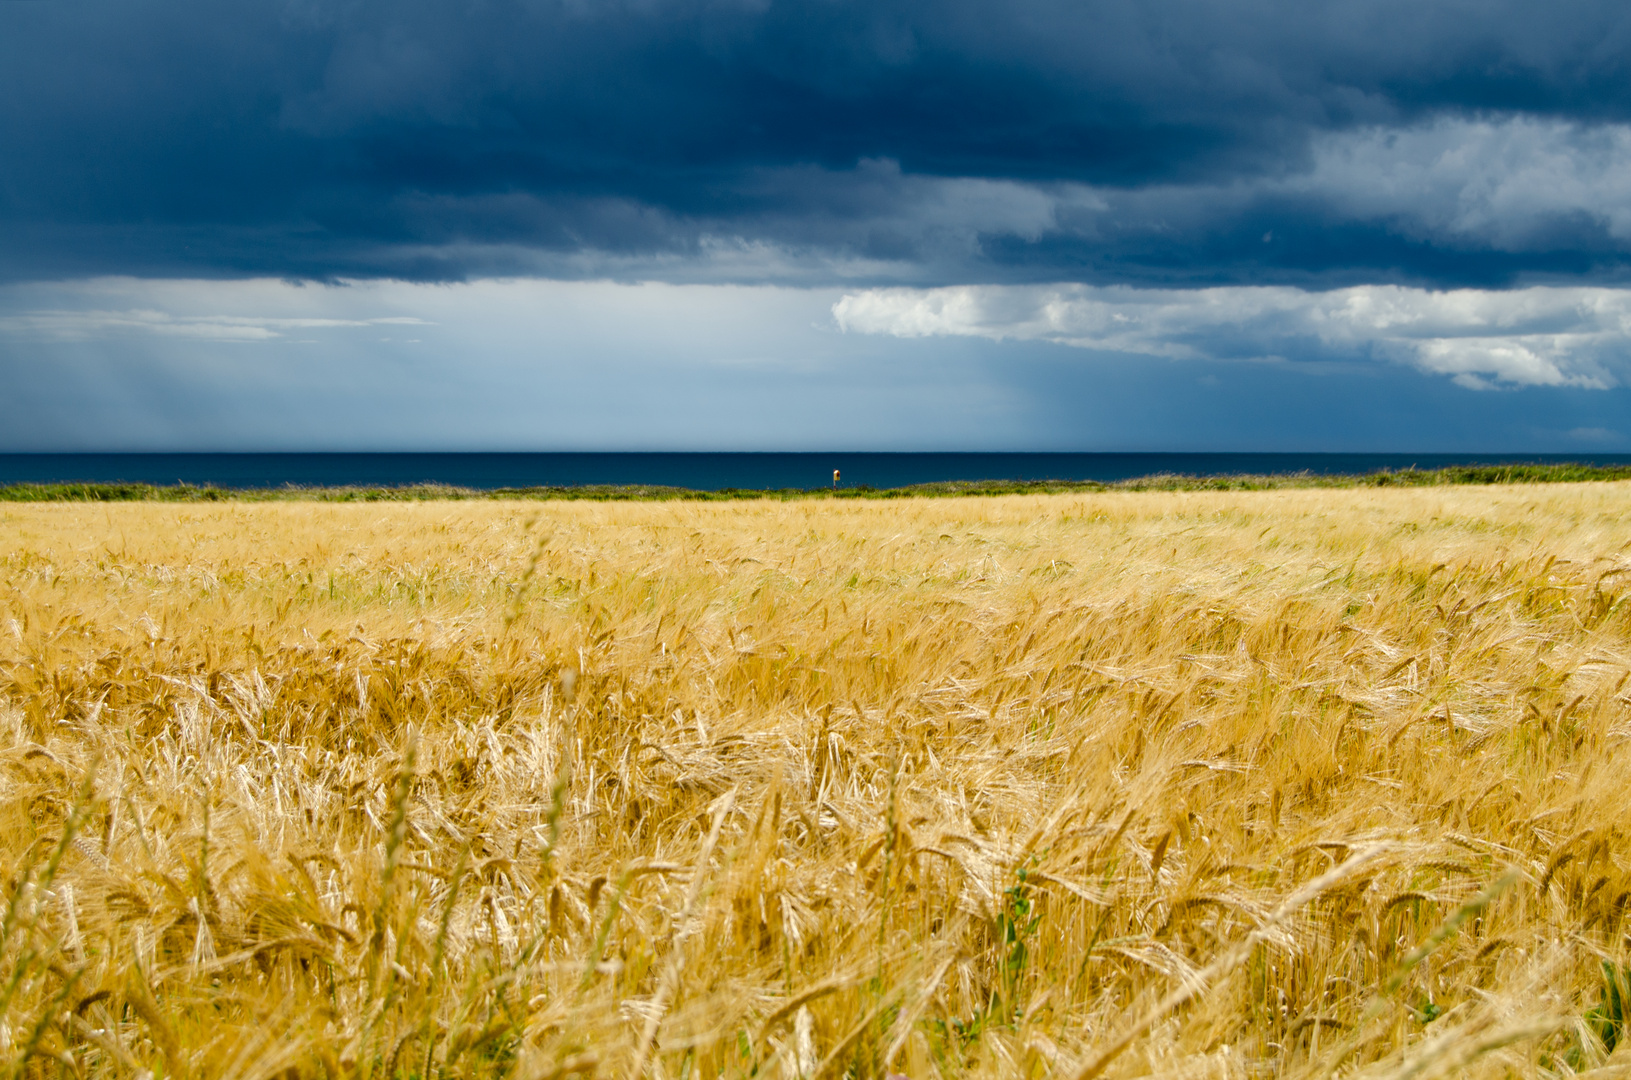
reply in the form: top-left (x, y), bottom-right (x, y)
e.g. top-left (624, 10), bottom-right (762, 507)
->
top-left (4, 486), bottom-right (1631, 1080)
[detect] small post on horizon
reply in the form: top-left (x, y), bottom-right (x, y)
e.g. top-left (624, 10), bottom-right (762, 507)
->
top-left (832, 469), bottom-right (840, 491)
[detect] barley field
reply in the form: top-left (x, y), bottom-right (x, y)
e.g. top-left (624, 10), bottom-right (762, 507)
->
top-left (3, 486), bottom-right (1631, 1080)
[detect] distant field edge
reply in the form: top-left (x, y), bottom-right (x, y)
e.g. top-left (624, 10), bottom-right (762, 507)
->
top-left (5, 462), bottom-right (1631, 501)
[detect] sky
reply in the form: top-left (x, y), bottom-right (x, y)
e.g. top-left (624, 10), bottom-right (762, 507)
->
top-left (5, 0), bottom-right (1631, 451)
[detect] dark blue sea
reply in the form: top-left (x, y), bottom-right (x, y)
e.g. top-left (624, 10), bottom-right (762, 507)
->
top-left (3, 453), bottom-right (1631, 491)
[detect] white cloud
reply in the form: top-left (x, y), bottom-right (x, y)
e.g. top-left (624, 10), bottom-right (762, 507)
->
top-left (833, 283), bottom-right (1631, 388)
top-left (1073, 117), bottom-right (1631, 255)
top-left (0, 276), bottom-right (1038, 451)
top-left (765, 117), bottom-right (1631, 272)
top-left (0, 307), bottom-right (431, 342)
top-left (1296, 118), bottom-right (1631, 247)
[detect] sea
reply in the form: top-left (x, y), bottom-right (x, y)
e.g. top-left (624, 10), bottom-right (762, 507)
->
top-left (3, 452), bottom-right (1631, 491)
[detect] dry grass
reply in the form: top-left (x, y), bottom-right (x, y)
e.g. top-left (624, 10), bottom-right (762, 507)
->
top-left (4, 486), bottom-right (1631, 1079)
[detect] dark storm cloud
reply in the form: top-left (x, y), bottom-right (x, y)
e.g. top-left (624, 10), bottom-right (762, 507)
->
top-left (7, 0), bottom-right (1631, 285)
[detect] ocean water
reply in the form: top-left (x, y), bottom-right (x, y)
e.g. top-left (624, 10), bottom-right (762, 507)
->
top-left (2, 452), bottom-right (1629, 491)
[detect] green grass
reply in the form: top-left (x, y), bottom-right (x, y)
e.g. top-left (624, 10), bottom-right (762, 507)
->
top-left (2, 462), bottom-right (1630, 502)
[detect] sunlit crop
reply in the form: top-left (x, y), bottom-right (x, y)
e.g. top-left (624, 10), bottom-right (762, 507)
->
top-left (3, 486), bottom-right (1631, 1079)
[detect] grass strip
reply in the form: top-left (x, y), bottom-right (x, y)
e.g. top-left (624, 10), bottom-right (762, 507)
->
top-left (2, 462), bottom-right (1631, 502)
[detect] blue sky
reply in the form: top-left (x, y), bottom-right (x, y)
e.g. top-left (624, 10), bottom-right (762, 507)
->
top-left (5, 1), bottom-right (1631, 450)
